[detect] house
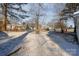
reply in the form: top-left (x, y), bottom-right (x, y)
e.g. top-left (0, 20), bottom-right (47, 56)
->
top-left (0, 17), bottom-right (26, 32)
top-left (73, 11), bottom-right (79, 42)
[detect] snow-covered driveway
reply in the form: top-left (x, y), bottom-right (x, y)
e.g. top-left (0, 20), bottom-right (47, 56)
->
top-left (13, 31), bottom-right (79, 56)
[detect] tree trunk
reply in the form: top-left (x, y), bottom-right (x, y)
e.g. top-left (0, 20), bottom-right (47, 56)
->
top-left (3, 3), bottom-right (8, 31)
top-left (60, 19), bottom-right (64, 33)
top-left (73, 17), bottom-right (77, 33)
top-left (61, 29), bottom-right (64, 33)
top-left (35, 16), bottom-right (40, 33)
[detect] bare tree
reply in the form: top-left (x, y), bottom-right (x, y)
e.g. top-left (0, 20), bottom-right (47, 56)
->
top-left (2, 3), bottom-right (8, 31)
top-left (54, 19), bottom-right (66, 32)
top-left (29, 3), bottom-right (44, 33)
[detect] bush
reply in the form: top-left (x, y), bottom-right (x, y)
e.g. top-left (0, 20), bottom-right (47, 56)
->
top-left (45, 28), bottom-right (49, 31)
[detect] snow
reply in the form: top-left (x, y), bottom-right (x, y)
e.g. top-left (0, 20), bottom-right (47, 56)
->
top-left (14, 31), bottom-right (74, 56)
top-left (0, 31), bottom-right (79, 56)
top-left (0, 31), bottom-right (28, 56)
top-left (47, 31), bottom-right (79, 56)
top-left (74, 11), bottom-right (79, 15)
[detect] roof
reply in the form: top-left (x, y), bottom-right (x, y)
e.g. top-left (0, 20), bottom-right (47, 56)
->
top-left (73, 11), bottom-right (79, 16)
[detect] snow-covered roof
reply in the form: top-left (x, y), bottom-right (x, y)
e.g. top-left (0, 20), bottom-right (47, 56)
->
top-left (73, 11), bottom-right (79, 16)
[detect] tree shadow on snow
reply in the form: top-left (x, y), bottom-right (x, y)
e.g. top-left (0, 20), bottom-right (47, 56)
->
top-left (47, 31), bottom-right (79, 56)
top-left (0, 31), bottom-right (31, 56)
top-left (0, 31), bottom-right (9, 40)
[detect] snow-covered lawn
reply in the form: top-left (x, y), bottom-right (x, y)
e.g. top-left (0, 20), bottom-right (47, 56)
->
top-left (47, 31), bottom-right (79, 56)
top-left (0, 31), bottom-right (26, 44)
top-left (6, 31), bottom-right (26, 37)
top-left (0, 31), bottom-right (29, 56)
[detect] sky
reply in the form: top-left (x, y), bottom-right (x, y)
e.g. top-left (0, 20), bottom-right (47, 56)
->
top-left (23, 3), bottom-right (66, 22)
top-left (67, 18), bottom-right (74, 27)
top-left (22, 3), bottom-right (74, 27)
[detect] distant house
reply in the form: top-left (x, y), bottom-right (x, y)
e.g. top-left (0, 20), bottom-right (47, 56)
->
top-left (0, 17), bottom-right (26, 31)
top-left (9, 24), bottom-right (26, 31)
